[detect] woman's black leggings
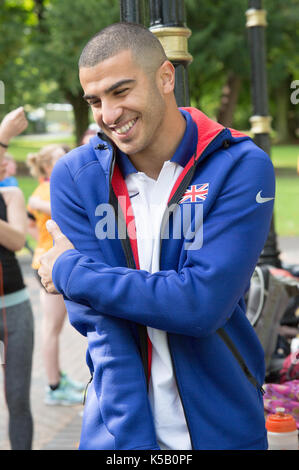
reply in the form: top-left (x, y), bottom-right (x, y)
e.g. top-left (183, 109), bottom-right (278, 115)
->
top-left (0, 298), bottom-right (34, 450)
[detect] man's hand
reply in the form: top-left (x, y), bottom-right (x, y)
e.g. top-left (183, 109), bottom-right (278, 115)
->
top-left (0, 107), bottom-right (28, 144)
top-left (38, 219), bottom-right (75, 294)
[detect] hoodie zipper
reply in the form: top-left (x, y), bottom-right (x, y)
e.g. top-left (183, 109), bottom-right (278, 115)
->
top-left (107, 149), bottom-right (150, 386)
top-left (109, 184), bottom-right (149, 385)
top-left (217, 328), bottom-right (265, 395)
top-left (83, 374), bottom-right (93, 405)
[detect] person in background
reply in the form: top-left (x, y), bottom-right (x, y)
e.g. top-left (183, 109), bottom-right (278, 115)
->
top-left (0, 106), bottom-right (34, 449)
top-left (80, 128), bottom-right (97, 145)
top-left (27, 144), bottom-right (84, 406)
top-left (0, 153), bottom-right (18, 188)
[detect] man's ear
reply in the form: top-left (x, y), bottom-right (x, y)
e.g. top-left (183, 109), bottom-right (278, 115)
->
top-left (158, 60), bottom-right (175, 95)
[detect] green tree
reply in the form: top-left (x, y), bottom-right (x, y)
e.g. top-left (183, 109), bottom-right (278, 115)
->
top-left (265, 0), bottom-right (299, 142)
top-left (185, 0), bottom-right (299, 141)
top-left (0, 0), bottom-right (37, 119)
top-left (29, 0), bottom-right (119, 143)
top-left (186, 0), bottom-right (250, 126)
top-left (1, 0), bottom-right (119, 143)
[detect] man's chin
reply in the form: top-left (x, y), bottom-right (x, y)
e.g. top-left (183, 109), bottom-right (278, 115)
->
top-left (99, 130), bottom-right (143, 156)
top-left (114, 140), bottom-right (142, 156)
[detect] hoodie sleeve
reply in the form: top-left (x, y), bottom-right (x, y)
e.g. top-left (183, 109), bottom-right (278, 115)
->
top-left (52, 149), bottom-right (275, 338)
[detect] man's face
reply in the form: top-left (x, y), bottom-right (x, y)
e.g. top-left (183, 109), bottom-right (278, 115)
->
top-left (79, 50), bottom-right (166, 157)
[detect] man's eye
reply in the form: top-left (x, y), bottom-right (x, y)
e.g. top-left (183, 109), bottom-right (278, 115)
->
top-left (88, 100), bottom-right (101, 107)
top-left (115, 88), bottom-right (129, 95)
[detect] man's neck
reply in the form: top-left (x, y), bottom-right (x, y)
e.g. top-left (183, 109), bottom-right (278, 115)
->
top-left (128, 109), bottom-right (186, 180)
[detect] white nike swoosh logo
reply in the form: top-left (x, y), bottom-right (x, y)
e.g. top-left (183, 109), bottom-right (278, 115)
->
top-left (256, 191), bottom-right (275, 204)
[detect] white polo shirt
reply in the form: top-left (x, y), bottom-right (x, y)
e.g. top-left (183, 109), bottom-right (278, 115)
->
top-left (125, 161), bottom-right (192, 450)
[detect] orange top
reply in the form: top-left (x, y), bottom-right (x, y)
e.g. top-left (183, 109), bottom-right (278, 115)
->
top-left (27, 181), bottom-right (53, 270)
top-left (266, 409), bottom-right (297, 433)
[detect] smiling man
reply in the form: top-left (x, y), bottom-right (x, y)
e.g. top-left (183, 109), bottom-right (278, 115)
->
top-left (39, 22), bottom-right (275, 450)
top-left (79, 32), bottom-right (185, 179)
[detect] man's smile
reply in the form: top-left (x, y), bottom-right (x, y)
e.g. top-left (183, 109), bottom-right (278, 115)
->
top-left (110, 117), bottom-right (138, 137)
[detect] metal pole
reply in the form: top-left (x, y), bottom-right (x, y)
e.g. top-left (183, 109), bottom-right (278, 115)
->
top-left (149, 0), bottom-right (193, 107)
top-left (246, 0), bottom-right (281, 267)
top-left (120, 0), bottom-right (146, 24)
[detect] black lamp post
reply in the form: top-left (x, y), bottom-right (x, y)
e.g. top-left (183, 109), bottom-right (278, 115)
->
top-left (246, 0), bottom-right (281, 267)
top-left (148, 0), bottom-right (192, 107)
top-left (120, 0), bottom-right (146, 24)
top-left (120, 0), bottom-right (193, 107)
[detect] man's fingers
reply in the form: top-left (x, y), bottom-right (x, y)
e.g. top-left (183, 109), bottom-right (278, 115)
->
top-left (46, 219), bottom-right (65, 242)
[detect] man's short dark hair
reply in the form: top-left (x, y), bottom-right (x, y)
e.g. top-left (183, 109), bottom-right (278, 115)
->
top-left (79, 22), bottom-right (167, 71)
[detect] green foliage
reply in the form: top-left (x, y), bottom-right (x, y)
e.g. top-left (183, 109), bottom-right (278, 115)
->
top-left (185, 0), bottom-right (299, 134)
top-left (32, 0), bottom-right (119, 96)
top-left (186, 0), bottom-right (250, 117)
top-left (0, 0), bottom-right (119, 114)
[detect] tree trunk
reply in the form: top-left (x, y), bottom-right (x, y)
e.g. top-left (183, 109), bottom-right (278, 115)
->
top-left (64, 91), bottom-right (90, 145)
top-left (217, 72), bottom-right (242, 127)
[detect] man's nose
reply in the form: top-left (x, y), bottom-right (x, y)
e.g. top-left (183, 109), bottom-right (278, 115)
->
top-left (100, 101), bottom-right (123, 128)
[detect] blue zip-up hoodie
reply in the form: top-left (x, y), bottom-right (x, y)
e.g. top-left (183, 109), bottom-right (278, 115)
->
top-left (50, 108), bottom-right (275, 450)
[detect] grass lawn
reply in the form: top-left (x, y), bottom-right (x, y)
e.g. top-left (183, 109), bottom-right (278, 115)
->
top-left (8, 135), bottom-right (299, 237)
top-left (18, 175), bottom-right (38, 201)
top-left (9, 134), bottom-right (76, 163)
top-left (274, 175), bottom-right (299, 236)
top-left (271, 145), bottom-right (299, 169)
top-left (271, 145), bottom-right (299, 236)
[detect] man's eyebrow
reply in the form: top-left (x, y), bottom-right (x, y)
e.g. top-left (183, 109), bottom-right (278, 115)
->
top-left (105, 79), bottom-right (136, 93)
top-left (83, 79), bottom-right (136, 101)
top-left (83, 93), bottom-right (98, 101)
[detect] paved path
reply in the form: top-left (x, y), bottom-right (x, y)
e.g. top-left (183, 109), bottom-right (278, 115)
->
top-left (0, 237), bottom-right (298, 450)
top-left (278, 236), bottom-right (299, 265)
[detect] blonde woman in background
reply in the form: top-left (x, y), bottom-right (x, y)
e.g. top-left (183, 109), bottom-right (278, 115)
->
top-left (27, 144), bottom-right (84, 406)
top-left (0, 153), bottom-right (18, 187)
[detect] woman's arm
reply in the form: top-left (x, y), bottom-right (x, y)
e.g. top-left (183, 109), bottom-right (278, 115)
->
top-left (27, 217), bottom-right (39, 241)
top-left (28, 196), bottom-right (51, 215)
top-left (0, 187), bottom-right (27, 251)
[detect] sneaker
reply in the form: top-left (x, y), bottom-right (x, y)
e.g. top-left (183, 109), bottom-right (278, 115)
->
top-left (44, 382), bottom-right (83, 406)
top-left (60, 372), bottom-right (85, 392)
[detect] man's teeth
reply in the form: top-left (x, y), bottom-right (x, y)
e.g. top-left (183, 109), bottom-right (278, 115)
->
top-left (115, 119), bottom-right (136, 135)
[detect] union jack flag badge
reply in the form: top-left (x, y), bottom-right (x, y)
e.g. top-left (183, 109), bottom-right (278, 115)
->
top-left (179, 183), bottom-right (209, 204)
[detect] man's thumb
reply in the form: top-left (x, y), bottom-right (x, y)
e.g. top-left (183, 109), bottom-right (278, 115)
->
top-left (46, 219), bottom-right (63, 241)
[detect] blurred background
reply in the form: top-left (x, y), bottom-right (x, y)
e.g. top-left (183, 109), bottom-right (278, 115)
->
top-left (0, 0), bottom-right (298, 240)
